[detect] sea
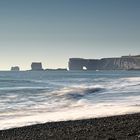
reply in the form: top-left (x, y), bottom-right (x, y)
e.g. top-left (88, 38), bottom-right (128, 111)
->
top-left (0, 70), bottom-right (140, 130)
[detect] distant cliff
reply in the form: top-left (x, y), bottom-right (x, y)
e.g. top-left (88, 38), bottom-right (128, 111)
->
top-left (69, 55), bottom-right (140, 70)
top-left (31, 62), bottom-right (43, 71)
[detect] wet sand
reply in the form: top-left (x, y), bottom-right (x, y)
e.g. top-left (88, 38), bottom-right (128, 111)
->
top-left (1, 113), bottom-right (140, 140)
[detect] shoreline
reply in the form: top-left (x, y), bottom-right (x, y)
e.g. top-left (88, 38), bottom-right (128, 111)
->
top-left (1, 113), bottom-right (140, 140)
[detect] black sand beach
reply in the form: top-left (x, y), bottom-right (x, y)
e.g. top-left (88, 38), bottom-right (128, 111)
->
top-left (1, 113), bottom-right (140, 140)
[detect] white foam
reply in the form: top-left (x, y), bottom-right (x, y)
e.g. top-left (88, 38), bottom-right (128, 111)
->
top-left (123, 77), bottom-right (140, 81)
top-left (1, 102), bottom-right (140, 130)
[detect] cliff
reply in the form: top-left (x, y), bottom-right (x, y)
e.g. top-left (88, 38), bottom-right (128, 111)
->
top-left (69, 55), bottom-right (140, 70)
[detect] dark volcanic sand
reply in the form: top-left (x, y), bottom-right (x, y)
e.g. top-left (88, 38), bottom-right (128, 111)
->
top-left (1, 113), bottom-right (140, 140)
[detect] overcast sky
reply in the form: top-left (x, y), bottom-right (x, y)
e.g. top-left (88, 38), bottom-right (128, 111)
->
top-left (0, 0), bottom-right (140, 70)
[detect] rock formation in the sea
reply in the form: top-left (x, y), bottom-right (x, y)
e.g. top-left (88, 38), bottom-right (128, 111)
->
top-left (31, 62), bottom-right (43, 71)
top-left (45, 68), bottom-right (67, 71)
top-left (10, 66), bottom-right (20, 71)
top-left (69, 55), bottom-right (140, 70)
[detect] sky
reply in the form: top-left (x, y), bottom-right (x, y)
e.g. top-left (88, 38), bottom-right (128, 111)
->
top-left (0, 0), bottom-right (140, 70)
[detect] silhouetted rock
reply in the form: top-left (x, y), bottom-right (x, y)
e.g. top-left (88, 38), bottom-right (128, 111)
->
top-left (31, 62), bottom-right (43, 71)
top-left (10, 66), bottom-right (20, 71)
top-left (45, 68), bottom-right (67, 71)
top-left (69, 55), bottom-right (140, 70)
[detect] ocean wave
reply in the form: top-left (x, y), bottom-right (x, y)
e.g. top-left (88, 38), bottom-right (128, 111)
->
top-left (0, 86), bottom-right (48, 91)
top-left (50, 86), bottom-right (104, 100)
top-left (102, 77), bottom-right (140, 92)
top-left (123, 77), bottom-right (140, 81)
top-left (0, 79), bottom-right (35, 84)
top-left (1, 102), bottom-right (140, 130)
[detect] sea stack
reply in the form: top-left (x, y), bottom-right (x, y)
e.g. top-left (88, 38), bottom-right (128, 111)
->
top-left (10, 66), bottom-right (20, 71)
top-left (31, 62), bottom-right (43, 71)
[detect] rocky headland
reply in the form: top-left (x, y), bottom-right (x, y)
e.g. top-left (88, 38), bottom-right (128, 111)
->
top-left (69, 55), bottom-right (140, 70)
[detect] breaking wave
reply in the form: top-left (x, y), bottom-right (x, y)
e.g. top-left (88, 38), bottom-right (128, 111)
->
top-left (50, 86), bottom-right (104, 100)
